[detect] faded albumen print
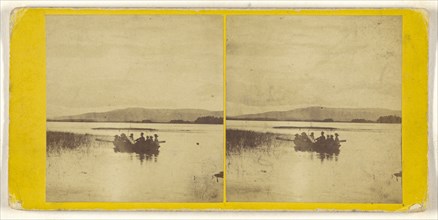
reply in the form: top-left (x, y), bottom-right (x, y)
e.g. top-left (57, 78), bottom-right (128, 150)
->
top-left (226, 16), bottom-right (402, 203)
top-left (46, 15), bottom-right (224, 202)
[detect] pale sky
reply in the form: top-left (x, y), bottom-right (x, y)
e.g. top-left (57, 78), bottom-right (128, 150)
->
top-left (226, 16), bottom-right (402, 116)
top-left (46, 15), bottom-right (223, 118)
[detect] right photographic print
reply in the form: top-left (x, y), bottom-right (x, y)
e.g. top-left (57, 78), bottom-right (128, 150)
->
top-left (226, 15), bottom-right (402, 203)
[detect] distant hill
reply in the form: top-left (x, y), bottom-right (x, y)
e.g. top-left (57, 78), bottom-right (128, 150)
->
top-left (228, 106), bottom-right (401, 122)
top-left (50, 108), bottom-right (223, 123)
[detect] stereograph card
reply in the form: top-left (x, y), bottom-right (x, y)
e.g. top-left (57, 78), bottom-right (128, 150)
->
top-left (8, 8), bottom-right (428, 211)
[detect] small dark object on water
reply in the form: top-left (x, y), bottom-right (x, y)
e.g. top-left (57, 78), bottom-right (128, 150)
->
top-left (212, 171), bottom-right (224, 182)
top-left (196, 142), bottom-right (199, 145)
top-left (81, 171), bottom-right (87, 174)
top-left (393, 171), bottom-right (402, 181)
top-left (261, 170), bottom-right (267, 173)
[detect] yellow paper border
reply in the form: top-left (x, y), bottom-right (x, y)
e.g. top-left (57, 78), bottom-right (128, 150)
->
top-left (8, 8), bottom-right (428, 211)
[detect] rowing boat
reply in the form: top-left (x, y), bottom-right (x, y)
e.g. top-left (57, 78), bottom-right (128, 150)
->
top-left (293, 136), bottom-right (342, 153)
top-left (113, 139), bottom-right (164, 154)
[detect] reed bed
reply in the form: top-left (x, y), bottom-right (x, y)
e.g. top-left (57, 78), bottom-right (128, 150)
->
top-left (226, 129), bottom-right (277, 154)
top-left (47, 131), bottom-right (93, 154)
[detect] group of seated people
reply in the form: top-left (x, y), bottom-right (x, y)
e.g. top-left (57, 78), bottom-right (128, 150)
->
top-left (115, 132), bottom-right (159, 144)
top-left (295, 131), bottom-right (340, 144)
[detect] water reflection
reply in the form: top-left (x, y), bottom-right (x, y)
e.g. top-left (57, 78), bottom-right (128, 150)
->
top-left (126, 151), bottom-right (160, 164)
top-left (316, 151), bottom-right (339, 162)
top-left (137, 151), bottom-right (159, 164)
top-left (294, 142), bottom-right (341, 163)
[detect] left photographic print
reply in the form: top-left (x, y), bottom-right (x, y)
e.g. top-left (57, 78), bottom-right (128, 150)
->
top-left (46, 15), bottom-right (224, 202)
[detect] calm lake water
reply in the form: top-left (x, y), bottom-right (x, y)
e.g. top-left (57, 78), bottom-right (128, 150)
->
top-left (46, 122), bottom-right (223, 202)
top-left (226, 120), bottom-right (402, 203)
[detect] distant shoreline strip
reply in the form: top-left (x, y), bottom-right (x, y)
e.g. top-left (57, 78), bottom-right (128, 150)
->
top-left (92, 128), bottom-right (157, 131)
top-left (273, 126), bottom-right (337, 130)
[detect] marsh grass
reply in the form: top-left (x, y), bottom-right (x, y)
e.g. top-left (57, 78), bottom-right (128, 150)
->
top-left (226, 129), bottom-right (279, 154)
top-left (47, 131), bottom-right (93, 154)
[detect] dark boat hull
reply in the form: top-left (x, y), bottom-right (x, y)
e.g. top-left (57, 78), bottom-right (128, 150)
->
top-left (293, 137), bottom-right (340, 154)
top-left (113, 140), bottom-right (160, 154)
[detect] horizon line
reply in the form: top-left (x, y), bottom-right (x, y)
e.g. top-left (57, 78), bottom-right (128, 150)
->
top-left (226, 106), bottom-right (402, 117)
top-left (49, 105), bottom-right (401, 119)
top-left (48, 107), bottom-right (224, 119)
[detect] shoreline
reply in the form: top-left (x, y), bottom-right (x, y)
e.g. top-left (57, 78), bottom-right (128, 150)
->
top-left (226, 118), bottom-right (401, 124)
top-left (46, 120), bottom-right (223, 125)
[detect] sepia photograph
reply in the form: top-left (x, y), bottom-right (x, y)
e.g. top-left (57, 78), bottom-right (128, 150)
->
top-left (226, 16), bottom-right (402, 203)
top-left (46, 15), bottom-right (224, 202)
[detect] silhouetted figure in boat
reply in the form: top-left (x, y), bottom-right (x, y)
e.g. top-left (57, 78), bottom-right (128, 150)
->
top-left (154, 134), bottom-right (159, 142)
top-left (120, 133), bottom-right (130, 143)
top-left (136, 132), bottom-right (145, 143)
top-left (334, 133), bottom-right (340, 142)
top-left (301, 132), bottom-right (309, 142)
top-left (309, 132), bottom-right (315, 141)
top-left (316, 131), bottom-right (326, 143)
top-left (327, 135), bottom-right (335, 142)
top-left (327, 135), bottom-right (335, 145)
top-left (294, 134), bottom-right (300, 141)
top-left (129, 133), bottom-right (134, 142)
top-left (146, 136), bottom-right (154, 144)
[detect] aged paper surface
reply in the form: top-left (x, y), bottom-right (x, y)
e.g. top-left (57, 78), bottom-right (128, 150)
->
top-left (8, 9), bottom-right (428, 211)
top-left (45, 15), bottom-right (224, 202)
top-left (226, 16), bottom-right (402, 203)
